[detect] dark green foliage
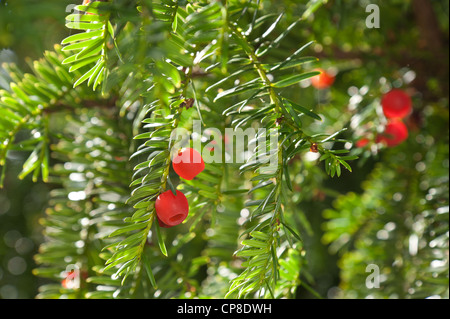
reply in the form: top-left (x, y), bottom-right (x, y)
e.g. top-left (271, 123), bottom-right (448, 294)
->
top-left (323, 105), bottom-right (449, 299)
top-left (34, 109), bottom-right (133, 298)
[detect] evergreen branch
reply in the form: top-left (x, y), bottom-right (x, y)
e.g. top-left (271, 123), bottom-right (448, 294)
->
top-left (102, 4), bottom-right (200, 284)
top-left (0, 47), bottom-right (93, 187)
top-left (222, 13), bottom-right (297, 299)
top-left (62, 1), bottom-right (116, 91)
top-left (218, 3), bottom-right (343, 298)
top-left (34, 110), bottom-right (132, 299)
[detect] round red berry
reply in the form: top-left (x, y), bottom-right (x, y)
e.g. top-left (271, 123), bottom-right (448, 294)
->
top-left (381, 89), bottom-right (412, 119)
top-left (155, 190), bottom-right (189, 227)
top-left (172, 148), bottom-right (205, 180)
top-left (376, 120), bottom-right (409, 147)
top-left (311, 68), bottom-right (335, 89)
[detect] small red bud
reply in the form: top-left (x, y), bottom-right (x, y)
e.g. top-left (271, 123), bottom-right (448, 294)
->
top-left (310, 143), bottom-right (319, 153)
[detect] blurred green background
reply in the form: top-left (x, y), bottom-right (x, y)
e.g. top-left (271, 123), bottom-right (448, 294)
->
top-left (1, 0), bottom-right (76, 298)
top-left (0, 0), bottom-right (448, 299)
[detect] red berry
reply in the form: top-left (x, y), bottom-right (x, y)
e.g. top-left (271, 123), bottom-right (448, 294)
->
top-left (381, 89), bottom-right (412, 119)
top-left (155, 190), bottom-right (189, 227)
top-left (172, 148), bottom-right (205, 180)
top-left (376, 120), bottom-right (409, 147)
top-left (311, 68), bottom-right (335, 89)
top-left (356, 138), bottom-right (370, 148)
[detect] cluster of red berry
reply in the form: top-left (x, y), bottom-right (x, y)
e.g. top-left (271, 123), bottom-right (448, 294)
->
top-left (357, 89), bottom-right (412, 148)
top-left (310, 68), bottom-right (411, 148)
top-left (155, 148), bottom-right (205, 228)
top-left (376, 90), bottom-right (411, 147)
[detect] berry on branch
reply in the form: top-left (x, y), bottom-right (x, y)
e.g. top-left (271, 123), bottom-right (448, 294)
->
top-left (172, 148), bottom-right (205, 180)
top-left (155, 190), bottom-right (189, 228)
